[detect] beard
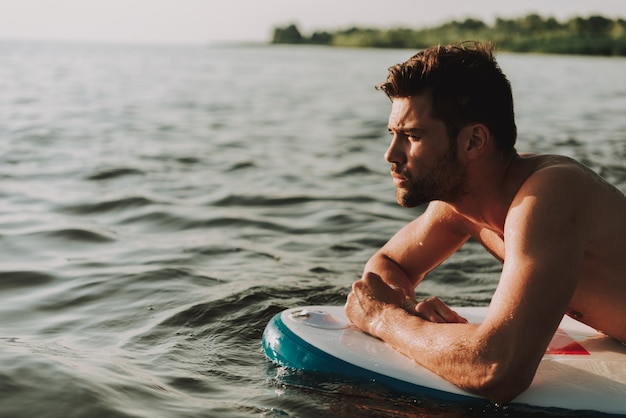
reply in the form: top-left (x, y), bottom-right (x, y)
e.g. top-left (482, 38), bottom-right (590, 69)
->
top-left (393, 149), bottom-right (468, 208)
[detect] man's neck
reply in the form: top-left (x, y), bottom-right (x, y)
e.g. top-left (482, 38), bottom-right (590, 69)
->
top-left (447, 152), bottom-right (520, 235)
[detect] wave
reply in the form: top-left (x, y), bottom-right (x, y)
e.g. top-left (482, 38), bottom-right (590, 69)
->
top-left (225, 161), bottom-right (257, 172)
top-left (145, 283), bottom-right (347, 336)
top-left (86, 168), bottom-right (145, 181)
top-left (0, 270), bottom-right (57, 290)
top-left (336, 164), bottom-right (380, 176)
top-left (211, 193), bottom-right (378, 207)
top-left (0, 227), bottom-right (116, 247)
top-left (42, 228), bottom-right (116, 244)
top-left (60, 196), bottom-right (156, 215)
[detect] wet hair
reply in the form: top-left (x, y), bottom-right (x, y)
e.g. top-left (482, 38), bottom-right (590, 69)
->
top-left (377, 42), bottom-right (517, 153)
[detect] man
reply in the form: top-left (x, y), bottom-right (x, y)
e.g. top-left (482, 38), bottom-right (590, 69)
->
top-left (344, 42), bottom-right (626, 404)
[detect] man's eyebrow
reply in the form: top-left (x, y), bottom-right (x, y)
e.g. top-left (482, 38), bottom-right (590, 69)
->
top-left (388, 126), bottom-right (426, 134)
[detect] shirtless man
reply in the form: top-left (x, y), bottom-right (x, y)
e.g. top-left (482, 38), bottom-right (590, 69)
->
top-left (344, 43), bottom-right (626, 404)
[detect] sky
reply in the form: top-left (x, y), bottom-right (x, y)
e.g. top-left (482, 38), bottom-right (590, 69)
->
top-left (1, 0), bottom-right (626, 45)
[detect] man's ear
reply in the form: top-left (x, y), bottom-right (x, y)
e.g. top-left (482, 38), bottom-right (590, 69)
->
top-left (459, 124), bottom-right (490, 159)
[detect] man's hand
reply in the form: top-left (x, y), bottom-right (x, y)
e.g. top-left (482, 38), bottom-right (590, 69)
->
top-left (345, 272), bottom-right (404, 338)
top-left (405, 296), bottom-right (468, 324)
top-left (346, 273), bottom-right (468, 337)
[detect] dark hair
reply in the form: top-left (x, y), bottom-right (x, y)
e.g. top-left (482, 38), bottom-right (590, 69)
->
top-left (376, 42), bottom-right (517, 153)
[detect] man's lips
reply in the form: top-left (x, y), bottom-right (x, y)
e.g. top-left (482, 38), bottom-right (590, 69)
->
top-left (391, 171), bottom-right (407, 186)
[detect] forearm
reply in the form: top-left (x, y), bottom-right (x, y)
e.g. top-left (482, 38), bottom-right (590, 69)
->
top-left (345, 273), bottom-right (532, 402)
top-left (374, 305), bottom-right (493, 390)
top-left (373, 304), bottom-right (534, 403)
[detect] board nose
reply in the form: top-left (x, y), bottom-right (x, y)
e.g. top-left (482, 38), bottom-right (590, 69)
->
top-left (288, 308), bottom-right (349, 330)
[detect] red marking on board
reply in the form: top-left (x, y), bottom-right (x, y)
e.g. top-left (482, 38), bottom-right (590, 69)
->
top-left (546, 329), bottom-right (589, 355)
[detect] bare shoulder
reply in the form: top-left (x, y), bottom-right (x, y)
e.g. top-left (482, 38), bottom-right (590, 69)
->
top-left (508, 154), bottom-right (626, 246)
top-left (422, 200), bottom-right (476, 236)
top-left (515, 154), bottom-right (623, 201)
top-left (384, 201), bottom-right (472, 254)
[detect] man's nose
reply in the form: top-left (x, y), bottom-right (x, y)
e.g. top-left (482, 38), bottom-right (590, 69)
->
top-left (384, 134), bottom-right (406, 165)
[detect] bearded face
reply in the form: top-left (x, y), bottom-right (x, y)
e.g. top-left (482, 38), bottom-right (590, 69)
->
top-left (393, 141), bottom-right (468, 207)
top-left (385, 95), bottom-right (469, 208)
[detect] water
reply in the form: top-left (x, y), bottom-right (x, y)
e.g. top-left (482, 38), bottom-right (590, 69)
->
top-left (0, 40), bottom-right (624, 418)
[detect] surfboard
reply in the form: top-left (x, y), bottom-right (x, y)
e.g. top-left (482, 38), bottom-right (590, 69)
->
top-left (262, 306), bottom-right (626, 416)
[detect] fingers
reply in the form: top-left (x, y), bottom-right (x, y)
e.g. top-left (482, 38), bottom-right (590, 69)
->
top-left (346, 273), bottom-right (401, 338)
top-left (348, 274), bottom-right (468, 327)
top-left (353, 273), bottom-right (404, 306)
top-left (412, 296), bottom-right (468, 324)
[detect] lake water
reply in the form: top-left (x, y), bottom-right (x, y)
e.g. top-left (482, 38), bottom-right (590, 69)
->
top-left (0, 40), bottom-right (624, 418)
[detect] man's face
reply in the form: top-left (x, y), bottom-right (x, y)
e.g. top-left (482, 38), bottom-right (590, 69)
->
top-left (385, 94), bottom-right (467, 207)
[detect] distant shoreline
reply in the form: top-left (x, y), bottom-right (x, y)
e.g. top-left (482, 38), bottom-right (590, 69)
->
top-left (271, 14), bottom-right (626, 56)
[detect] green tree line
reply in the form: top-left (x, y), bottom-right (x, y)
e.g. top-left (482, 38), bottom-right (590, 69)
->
top-left (271, 14), bottom-right (626, 56)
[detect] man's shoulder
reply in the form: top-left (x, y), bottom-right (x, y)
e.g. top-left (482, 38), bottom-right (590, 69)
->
top-left (521, 154), bottom-right (585, 174)
top-left (524, 155), bottom-right (622, 199)
top-left (424, 200), bottom-right (466, 220)
top-left (508, 155), bottom-right (599, 230)
top-left (517, 154), bottom-right (595, 195)
top-left (423, 201), bottom-right (477, 236)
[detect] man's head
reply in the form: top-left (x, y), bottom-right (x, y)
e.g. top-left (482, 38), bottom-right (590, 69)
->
top-left (385, 94), bottom-right (469, 207)
top-left (377, 42), bottom-right (517, 154)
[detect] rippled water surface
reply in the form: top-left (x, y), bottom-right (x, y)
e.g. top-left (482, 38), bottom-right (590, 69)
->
top-left (0, 41), bottom-right (625, 417)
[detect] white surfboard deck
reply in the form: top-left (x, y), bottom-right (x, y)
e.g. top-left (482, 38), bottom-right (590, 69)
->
top-left (263, 306), bottom-right (626, 416)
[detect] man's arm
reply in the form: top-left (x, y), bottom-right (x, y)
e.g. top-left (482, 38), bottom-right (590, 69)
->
top-left (363, 201), bottom-right (470, 303)
top-left (346, 167), bottom-right (586, 403)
